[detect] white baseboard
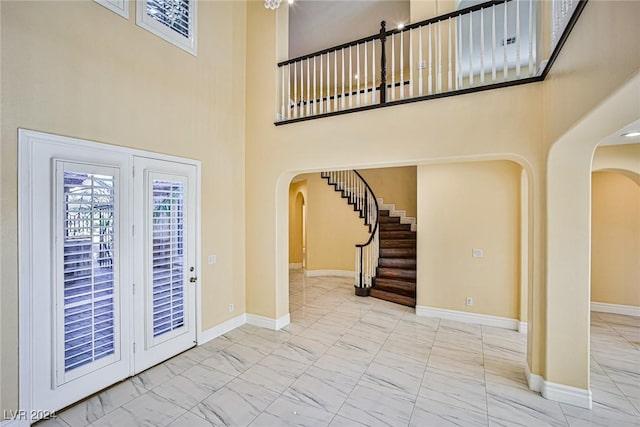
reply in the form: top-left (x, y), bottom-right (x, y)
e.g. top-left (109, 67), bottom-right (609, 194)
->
top-left (305, 269), bottom-right (355, 278)
top-left (525, 363), bottom-right (592, 409)
top-left (416, 306), bottom-right (518, 330)
top-left (525, 363), bottom-right (543, 392)
top-left (517, 321), bottom-right (528, 334)
top-left (289, 263), bottom-right (302, 269)
top-left (199, 314), bottom-right (246, 345)
top-left (543, 381), bottom-right (592, 409)
top-left (591, 302), bottom-right (640, 317)
top-left (246, 313), bottom-right (291, 331)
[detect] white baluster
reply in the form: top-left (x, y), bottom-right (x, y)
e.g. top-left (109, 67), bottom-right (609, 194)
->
top-left (410, 28), bottom-right (414, 97)
top-left (469, 12), bottom-right (474, 86)
top-left (294, 61), bottom-right (297, 118)
top-left (287, 63), bottom-right (292, 119)
top-left (313, 57), bottom-right (317, 115)
top-left (372, 41), bottom-right (376, 103)
top-left (400, 31), bottom-right (404, 99)
top-left (458, 15), bottom-right (463, 88)
top-left (281, 66), bottom-right (285, 120)
top-left (448, 18), bottom-right (452, 91)
top-left (357, 43), bottom-right (361, 106)
top-left (341, 48), bottom-right (345, 110)
top-left (320, 55), bottom-right (323, 114)
top-left (428, 24), bottom-right (432, 94)
top-left (437, 20), bottom-right (442, 92)
top-left (334, 51), bottom-right (338, 111)
top-left (349, 46), bottom-right (353, 108)
top-left (516, 0), bottom-right (521, 77)
top-left (364, 41), bottom-right (368, 104)
top-left (492, 5), bottom-right (497, 81)
top-left (503, 0), bottom-right (508, 79)
top-left (391, 33), bottom-right (395, 100)
top-left (480, 9), bottom-right (485, 84)
top-left (418, 25), bottom-right (423, 96)
top-left (326, 53), bottom-right (331, 113)
top-left (299, 61), bottom-right (304, 117)
top-left (307, 59), bottom-right (310, 116)
top-left (528, 0), bottom-right (534, 76)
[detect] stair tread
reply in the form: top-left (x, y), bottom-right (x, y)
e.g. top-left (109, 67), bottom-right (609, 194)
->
top-left (380, 230), bottom-right (416, 239)
top-left (379, 223), bottom-right (412, 231)
top-left (380, 248), bottom-right (416, 258)
top-left (380, 240), bottom-right (416, 248)
top-left (370, 288), bottom-right (416, 307)
top-left (378, 258), bottom-right (417, 268)
top-left (377, 267), bottom-right (416, 280)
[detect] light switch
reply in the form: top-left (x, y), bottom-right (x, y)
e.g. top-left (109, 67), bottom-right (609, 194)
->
top-left (472, 249), bottom-right (483, 258)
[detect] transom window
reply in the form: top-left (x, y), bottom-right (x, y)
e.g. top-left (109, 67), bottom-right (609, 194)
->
top-left (136, 0), bottom-right (197, 55)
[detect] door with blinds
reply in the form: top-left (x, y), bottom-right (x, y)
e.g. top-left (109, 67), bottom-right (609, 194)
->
top-left (132, 157), bottom-right (197, 372)
top-left (20, 130), bottom-right (199, 420)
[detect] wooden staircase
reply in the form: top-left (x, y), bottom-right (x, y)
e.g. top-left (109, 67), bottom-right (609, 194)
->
top-left (371, 209), bottom-right (416, 307)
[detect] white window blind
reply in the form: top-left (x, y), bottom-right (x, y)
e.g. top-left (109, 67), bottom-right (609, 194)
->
top-left (151, 179), bottom-right (185, 337)
top-left (137, 0), bottom-right (197, 55)
top-left (59, 168), bottom-right (118, 377)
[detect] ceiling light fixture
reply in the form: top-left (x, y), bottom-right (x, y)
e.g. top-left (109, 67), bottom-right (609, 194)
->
top-left (264, 0), bottom-right (293, 9)
top-left (397, 23), bottom-right (405, 30)
top-left (622, 131), bottom-right (640, 138)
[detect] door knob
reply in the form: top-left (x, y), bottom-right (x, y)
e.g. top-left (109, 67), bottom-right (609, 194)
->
top-left (189, 276), bottom-right (197, 283)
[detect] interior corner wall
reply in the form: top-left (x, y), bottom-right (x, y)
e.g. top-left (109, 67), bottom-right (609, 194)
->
top-left (416, 160), bottom-right (521, 319)
top-left (288, 179), bottom-right (307, 264)
top-left (1, 0), bottom-right (247, 413)
top-left (358, 166), bottom-right (417, 218)
top-left (591, 171), bottom-right (640, 308)
top-left (305, 173), bottom-right (370, 273)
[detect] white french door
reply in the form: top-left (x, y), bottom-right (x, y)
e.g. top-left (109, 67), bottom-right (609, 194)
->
top-left (19, 131), bottom-right (199, 421)
top-left (133, 157), bottom-right (197, 372)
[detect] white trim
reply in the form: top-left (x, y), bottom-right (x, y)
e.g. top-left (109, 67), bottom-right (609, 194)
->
top-left (591, 302), bottom-right (640, 317)
top-left (246, 313), bottom-right (291, 331)
top-left (289, 263), bottom-right (303, 269)
top-left (304, 269), bottom-right (355, 278)
top-left (94, 0), bottom-right (129, 19)
top-left (525, 363), bottom-right (592, 409)
top-left (517, 321), bottom-right (528, 334)
top-left (525, 363), bottom-right (543, 392)
top-left (543, 381), bottom-right (592, 409)
top-left (199, 314), bottom-right (246, 345)
top-left (377, 198), bottom-right (417, 231)
top-left (415, 306), bottom-right (519, 330)
top-left (0, 419), bottom-right (29, 427)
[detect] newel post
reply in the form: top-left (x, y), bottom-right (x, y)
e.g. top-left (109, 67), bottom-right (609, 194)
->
top-left (379, 20), bottom-right (387, 104)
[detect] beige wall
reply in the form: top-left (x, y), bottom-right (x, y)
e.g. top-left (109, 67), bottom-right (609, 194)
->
top-left (359, 166), bottom-right (417, 218)
top-left (417, 161), bottom-right (522, 319)
top-left (288, 180), bottom-right (307, 264)
top-left (543, 0), bottom-right (640, 390)
top-left (591, 171), bottom-right (640, 307)
top-left (304, 173), bottom-right (370, 272)
top-left (1, 1), bottom-right (247, 412)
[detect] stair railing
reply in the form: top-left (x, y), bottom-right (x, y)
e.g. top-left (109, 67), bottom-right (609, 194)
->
top-left (320, 170), bottom-right (379, 295)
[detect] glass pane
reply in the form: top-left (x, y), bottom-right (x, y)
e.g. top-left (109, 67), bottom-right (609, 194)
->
top-left (62, 171), bottom-right (116, 372)
top-left (146, 0), bottom-right (190, 38)
top-left (152, 179), bottom-right (185, 337)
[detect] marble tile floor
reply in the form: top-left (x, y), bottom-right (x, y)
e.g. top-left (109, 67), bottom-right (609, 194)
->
top-left (39, 270), bottom-right (640, 426)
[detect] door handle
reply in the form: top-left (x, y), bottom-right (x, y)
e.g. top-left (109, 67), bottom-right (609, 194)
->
top-left (189, 276), bottom-right (197, 283)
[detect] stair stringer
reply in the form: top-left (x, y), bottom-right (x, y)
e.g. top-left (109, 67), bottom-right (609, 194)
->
top-left (377, 198), bottom-right (417, 232)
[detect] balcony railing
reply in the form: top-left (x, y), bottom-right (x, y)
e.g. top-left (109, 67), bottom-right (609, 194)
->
top-left (275, 0), bottom-right (584, 124)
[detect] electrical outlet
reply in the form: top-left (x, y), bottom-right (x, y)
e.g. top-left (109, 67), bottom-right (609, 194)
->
top-left (228, 304), bottom-right (234, 313)
top-left (472, 249), bottom-right (483, 258)
top-left (465, 297), bottom-right (473, 306)
top-left (208, 255), bottom-right (217, 264)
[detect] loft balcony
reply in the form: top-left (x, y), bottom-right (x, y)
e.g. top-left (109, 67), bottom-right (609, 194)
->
top-left (275, 0), bottom-right (586, 125)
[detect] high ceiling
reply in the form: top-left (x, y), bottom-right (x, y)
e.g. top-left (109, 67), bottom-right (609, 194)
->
top-left (289, 0), bottom-right (410, 59)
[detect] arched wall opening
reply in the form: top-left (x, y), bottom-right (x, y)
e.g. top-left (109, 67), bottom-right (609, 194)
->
top-left (279, 156), bottom-right (534, 357)
top-left (544, 76), bottom-right (639, 408)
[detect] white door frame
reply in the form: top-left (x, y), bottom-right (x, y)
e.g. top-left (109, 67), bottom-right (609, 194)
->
top-left (18, 129), bottom-right (202, 424)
